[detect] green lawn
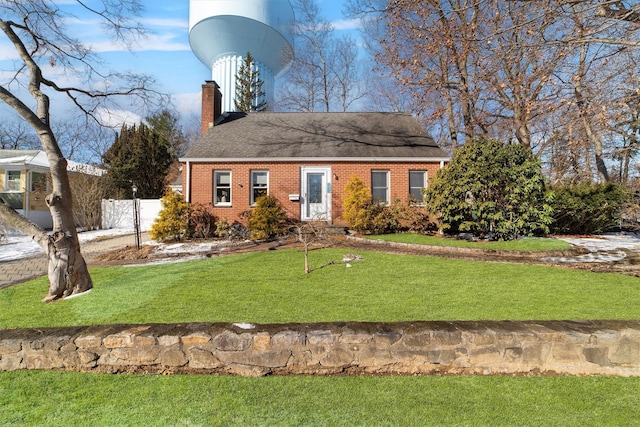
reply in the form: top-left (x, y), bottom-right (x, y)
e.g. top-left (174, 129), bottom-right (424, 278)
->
top-left (1, 248), bottom-right (639, 328)
top-left (2, 247), bottom-right (640, 426)
top-left (365, 233), bottom-right (574, 251)
top-left (2, 371), bottom-right (639, 426)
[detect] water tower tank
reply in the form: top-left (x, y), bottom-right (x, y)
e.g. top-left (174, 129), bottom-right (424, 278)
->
top-left (189, 0), bottom-right (294, 112)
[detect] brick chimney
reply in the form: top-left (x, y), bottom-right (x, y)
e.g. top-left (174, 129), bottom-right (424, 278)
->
top-left (201, 80), bottom-right (222, 135)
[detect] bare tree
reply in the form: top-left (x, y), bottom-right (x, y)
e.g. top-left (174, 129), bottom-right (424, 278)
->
top-left (277, 0), bottom-right (365, 112)
top-left (292, 221), bottom-right (334, 274)
top-left (0, 1), bottom-right (162, 301)
top-left (0, 117), bottom-right (39, 149)
top-left (350, 0), bottom-right (640, 181)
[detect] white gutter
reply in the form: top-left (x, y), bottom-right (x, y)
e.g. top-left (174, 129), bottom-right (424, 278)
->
top-left (179, 157), bottom-right (451, 163)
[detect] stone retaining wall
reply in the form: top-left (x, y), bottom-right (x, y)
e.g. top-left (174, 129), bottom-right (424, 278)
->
top-left (1, 321), bottom-right (639, 376)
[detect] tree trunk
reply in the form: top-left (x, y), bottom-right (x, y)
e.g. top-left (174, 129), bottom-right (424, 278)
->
top-left (41, 149), bottom-right (93, 301)
top-left (44, 230), bottom-right (92, 302)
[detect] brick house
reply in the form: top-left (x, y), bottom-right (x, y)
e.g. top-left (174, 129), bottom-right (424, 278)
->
top-left (180, 81), bottom-right (449, 225)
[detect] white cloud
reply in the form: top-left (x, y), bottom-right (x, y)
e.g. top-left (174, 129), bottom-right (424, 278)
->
top-left (172, 91), bottom-right (202, 117)
top-left (88, 32), bottom-right (190, 53)
top-left (96, 107), bottom-right (143, 129)
top-left (332, 18), bottom-right (363, 32)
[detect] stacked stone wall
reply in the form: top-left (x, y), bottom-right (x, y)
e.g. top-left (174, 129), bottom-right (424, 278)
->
top-left (1, 321), bottom-right (639, 376)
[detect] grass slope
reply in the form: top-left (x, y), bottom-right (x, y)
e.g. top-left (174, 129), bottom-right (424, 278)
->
top-left (1, 248), bottom-right (638, 328)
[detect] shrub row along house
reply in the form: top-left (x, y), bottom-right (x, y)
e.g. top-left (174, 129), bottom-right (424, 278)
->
top-left (180, 81), bottom-right (449, 225)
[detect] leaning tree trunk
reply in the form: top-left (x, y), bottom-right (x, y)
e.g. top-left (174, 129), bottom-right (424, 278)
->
top-left (39, 141), bottom-right (93, 302)
top-left (0, 95), bottom-right (93, 302)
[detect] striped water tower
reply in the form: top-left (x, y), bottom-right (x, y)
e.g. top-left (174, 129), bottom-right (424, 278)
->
top-left (188, 0), bottom-right (294, 112)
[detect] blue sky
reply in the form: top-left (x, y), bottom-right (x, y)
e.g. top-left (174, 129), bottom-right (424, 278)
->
top-left (1, 0), bottom-right (362, 130)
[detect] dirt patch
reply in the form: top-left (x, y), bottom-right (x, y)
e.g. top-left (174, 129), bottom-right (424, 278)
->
top-left (93, 245), bottom-right (155, 264)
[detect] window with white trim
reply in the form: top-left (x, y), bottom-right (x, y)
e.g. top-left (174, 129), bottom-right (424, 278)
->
top-left (214, 171), bottom-right (232, 206)
top-left (6, 170), bottom-right (21, 192)
top-left (409, 170), bottom-right (427, 202)
top-left (251, 170), bottom-right (268, 205)
top-left (371, 170), bottom-right (389, 203)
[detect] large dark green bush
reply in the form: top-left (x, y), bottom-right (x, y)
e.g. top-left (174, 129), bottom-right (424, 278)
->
top-left (549, 182), bottom-right (630, 235)
top-left (248, 195), bottom-right (290, 240)
top-left (424, 138), bottom-right (553, 240)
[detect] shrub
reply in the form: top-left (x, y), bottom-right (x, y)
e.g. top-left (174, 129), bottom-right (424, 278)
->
top-left (343, 175), bottom-right (436, 234)
top-left (549, 182), bottom-right (630, 235)
top-left (342, 175), bottom-right (371, 232)
top-left (188, 203), bottom-right (217, 239)
top-left (150, 190), bottom-right (188, 242)
top-left (247, 195), bottom-right (289, 240)
top-left (396, 199), bottom-right (438, 234)
top-left (215, 217), bottom-right (231, 238)
top-left (424, 138), bottom-right (553, 240)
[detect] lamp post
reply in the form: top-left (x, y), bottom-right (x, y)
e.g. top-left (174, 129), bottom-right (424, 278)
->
top-left (132, 184), bottom-right (141, 250)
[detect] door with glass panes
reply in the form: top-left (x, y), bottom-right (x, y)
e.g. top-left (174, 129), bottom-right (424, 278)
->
top-left (301, 166), bottom-right (331, 221)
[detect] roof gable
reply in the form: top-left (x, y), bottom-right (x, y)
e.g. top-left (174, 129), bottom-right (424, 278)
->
top-left (183, 112), bottom-right (448, 161)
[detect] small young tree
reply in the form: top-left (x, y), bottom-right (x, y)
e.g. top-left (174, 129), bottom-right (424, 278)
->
top-left (234, 52), bottom-right (267, 113)
top-left (292, 221), bottom-right (333, 273)
top-left (425, 138), bottom-right (553, 240)
top-left (150, 190), bottom-right (189, 242)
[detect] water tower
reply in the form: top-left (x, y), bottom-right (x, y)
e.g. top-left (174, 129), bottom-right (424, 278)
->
top-left (189, 0), bottom-right (294, 112)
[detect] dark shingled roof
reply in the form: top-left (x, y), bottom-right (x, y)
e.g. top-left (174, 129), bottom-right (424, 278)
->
top-left (182, 112), bottom-right (448, 161)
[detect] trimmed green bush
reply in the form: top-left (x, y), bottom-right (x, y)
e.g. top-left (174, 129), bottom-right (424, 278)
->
top-left (248, 195), bottom-right (289, 240)
top-left (549, 182), bottom-right (630, 234)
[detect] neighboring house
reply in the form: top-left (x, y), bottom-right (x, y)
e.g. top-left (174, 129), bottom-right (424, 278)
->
top-left (0, 150), bottom-right (103, 229)
top-left (180, 81), bottom-right (450, 225)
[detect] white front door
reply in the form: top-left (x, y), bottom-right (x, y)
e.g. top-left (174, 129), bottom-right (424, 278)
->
top-left (301, 166), bottom-right (331, 221)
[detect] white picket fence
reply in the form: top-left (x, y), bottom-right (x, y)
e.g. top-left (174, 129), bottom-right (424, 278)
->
top-left (101, 199), bottom-right (161, 231)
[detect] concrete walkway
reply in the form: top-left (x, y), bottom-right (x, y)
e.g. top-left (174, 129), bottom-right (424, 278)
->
top-left (0, 233), bottom-right (149, 290)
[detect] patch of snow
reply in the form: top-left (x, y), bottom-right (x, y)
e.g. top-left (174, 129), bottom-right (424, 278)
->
top-left (233, 322), bottom-right (256, 329)
top-left (0, 227), bottom-right (136, 263)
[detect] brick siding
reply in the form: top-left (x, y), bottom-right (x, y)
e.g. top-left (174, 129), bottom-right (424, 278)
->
top-left (183, 161), bottom-right (444, 224)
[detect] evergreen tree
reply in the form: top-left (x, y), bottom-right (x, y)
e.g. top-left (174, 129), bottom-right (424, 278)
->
top-left (234, 52), bottom-right (267, 112)
top-left (103, 110), bottom-right (181, 198)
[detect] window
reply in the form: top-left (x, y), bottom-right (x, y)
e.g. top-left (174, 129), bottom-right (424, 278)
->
top-left (31, 172), bottom-right (47, 193)
top-left (251, 170), bottom-right (268, 205)
top-left (214, 171), bottom-right (232, 206)
top-left (409, 170), bottom-right (427, 202)
top-left (6, 170), bottom-right (21, 192)
top-left (371, 170), bottom-right (389, 203)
